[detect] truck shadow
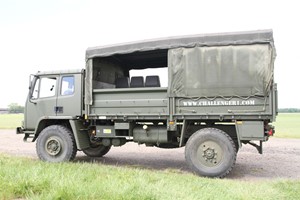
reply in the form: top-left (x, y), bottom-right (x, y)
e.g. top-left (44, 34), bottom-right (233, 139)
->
top-left (73, 152), bottom-right (246, 179)
top-left (74, 154), bottom-right (190, 173)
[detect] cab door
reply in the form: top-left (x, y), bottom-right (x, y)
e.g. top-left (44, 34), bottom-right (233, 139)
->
top-left (56, 73), bottom-right (82, 117)
top-left (25, 76), bottom-right (58, 130)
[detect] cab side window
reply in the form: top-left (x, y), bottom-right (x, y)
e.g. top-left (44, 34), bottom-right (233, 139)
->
top-left (61, 76), bottom-right (74, 96)
top-left (39, 77), bottom-right (57, 98)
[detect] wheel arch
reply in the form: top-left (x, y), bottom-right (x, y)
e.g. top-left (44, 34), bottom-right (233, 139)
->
top-left (213, 124), bottom-right (241, 151)
top-left (33, 117), bottom-right (90, 150)
top-left (184, 123), bottom-right (241, 151)
top-left (33, 117), bottom-right (73, 141)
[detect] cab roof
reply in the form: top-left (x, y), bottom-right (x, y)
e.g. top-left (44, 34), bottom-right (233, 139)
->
top-left (35, 69), bottom-right (83, 76)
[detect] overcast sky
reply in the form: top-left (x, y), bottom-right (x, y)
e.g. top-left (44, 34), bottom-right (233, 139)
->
top-left (0, 0), bottom-right (299, 108)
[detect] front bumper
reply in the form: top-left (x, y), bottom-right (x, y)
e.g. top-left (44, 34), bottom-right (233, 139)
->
top-left (16, 127), bottom-right (24, 134)
top-left (16, 127), bottom-right (35, 142)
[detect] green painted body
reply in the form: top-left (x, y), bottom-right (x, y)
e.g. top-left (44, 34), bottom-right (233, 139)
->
top-left (19, 68), bottom-right (276, 151)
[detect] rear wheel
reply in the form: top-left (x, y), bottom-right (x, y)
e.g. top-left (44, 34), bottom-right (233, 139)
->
top-left (185, 128), bottom-right (236, 178)
top-left (36, 125), bottom-right (77, 162)
top-left (83, 144), bottom-right (111, 157)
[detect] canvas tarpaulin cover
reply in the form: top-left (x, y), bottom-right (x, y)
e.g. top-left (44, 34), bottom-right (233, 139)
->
top-left (85, 30), bottom-right (275, 105)
top-left (168, 44), bottom-right (274, 98)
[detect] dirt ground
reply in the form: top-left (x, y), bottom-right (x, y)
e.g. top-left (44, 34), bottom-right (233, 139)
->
top-left (1, 129), bottom-right (299, 180)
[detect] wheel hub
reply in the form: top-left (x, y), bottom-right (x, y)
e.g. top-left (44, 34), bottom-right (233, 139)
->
top-left (197, 140), bottom-right (223, 167)
top-left (45, 137), bottom-right (62, 156)
top-left (203, 148), bottom-right (216, 159)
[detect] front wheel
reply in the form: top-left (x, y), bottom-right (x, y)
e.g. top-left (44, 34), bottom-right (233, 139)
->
top-left (185, 128), bottom-right (236, 178)
top-left (36, 125), bottom-right (77, 162)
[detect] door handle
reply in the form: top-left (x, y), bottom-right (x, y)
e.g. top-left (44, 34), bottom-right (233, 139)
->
top-left (54, 106), bottom-right (63, 114)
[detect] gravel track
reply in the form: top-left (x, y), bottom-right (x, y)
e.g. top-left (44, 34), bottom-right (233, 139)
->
top-left (1, 129), bottom-right (300, 180)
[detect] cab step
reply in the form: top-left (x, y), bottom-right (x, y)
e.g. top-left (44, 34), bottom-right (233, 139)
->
top-left (23, 133), bottom-right (35, 143)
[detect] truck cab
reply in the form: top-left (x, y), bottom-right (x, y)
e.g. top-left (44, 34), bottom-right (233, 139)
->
top-left (21, 69), bottom-right (84, 135)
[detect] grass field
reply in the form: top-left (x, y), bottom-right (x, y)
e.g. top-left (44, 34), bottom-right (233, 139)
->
top-left (0, 114), bottom-right (23, 129)
top-left (0, 154), bottom-right (299, 200)
top-left (0, 113), bottom-right (299, 138)
top-left (272, 113), bottom-right (300, 138)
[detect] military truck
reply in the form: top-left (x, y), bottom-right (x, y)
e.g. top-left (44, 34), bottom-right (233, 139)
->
top-left (17, 30), bottom-right (277, 178)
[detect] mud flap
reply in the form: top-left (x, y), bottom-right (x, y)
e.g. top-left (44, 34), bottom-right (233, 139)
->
top-left (69, 120), bottom-right (90, 150)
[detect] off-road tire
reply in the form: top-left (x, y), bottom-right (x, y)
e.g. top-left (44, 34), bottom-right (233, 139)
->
top-left (36, 125), bottom-right (77, 162)
top-left (185, 128), bottom-right (237, 178)
top-left (83, 144), bottom-right (111, 157)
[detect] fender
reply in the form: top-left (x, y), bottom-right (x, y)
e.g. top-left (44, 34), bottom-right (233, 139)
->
top-left (33, 116), bottom-right (90, 150)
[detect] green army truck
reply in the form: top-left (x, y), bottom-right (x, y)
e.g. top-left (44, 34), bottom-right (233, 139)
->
top-left (17, 30), bottom-right (277, 178)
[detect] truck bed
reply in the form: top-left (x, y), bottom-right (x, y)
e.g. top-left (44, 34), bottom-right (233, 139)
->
top-left (90, 85), bottom-right (277, 122)
top-left (91, 87), bottom-right (168, 120)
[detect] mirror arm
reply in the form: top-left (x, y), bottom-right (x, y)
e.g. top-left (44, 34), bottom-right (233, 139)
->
top-left (28, 75), bottom-right (37, 104)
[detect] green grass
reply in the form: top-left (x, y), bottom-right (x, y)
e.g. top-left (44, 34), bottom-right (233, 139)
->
top-left (272, 113), bottom-right (300, 138)
top-left (0, 114), bottom-right (23, 129)
top-left (0, 154), bottom-right (299, 200)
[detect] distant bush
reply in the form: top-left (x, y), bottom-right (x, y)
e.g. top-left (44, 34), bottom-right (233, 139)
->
top-left (8, 103), bottom-right (24, 113)
top-left (278, 108), bottom-right (300, 113)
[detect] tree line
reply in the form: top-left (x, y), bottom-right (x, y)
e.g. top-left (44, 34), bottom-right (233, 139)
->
top-left (7, 103), bottom-right (24, 113)
top-left (278, 108), bottom-right (300, 113)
